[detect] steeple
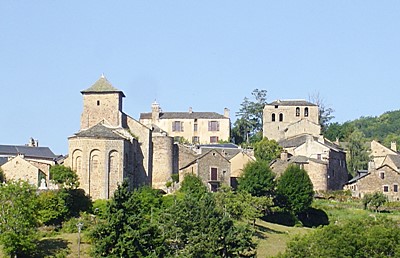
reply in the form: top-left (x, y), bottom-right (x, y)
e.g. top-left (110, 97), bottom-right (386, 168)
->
top-left (81, 74), bottom-right (125, 97)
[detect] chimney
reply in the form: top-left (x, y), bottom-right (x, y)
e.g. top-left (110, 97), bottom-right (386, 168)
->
top-left (391, 141), bottom-right (397, 152)
top-left (318, 135), bottom-right (324, 144)
top-left (224, 108), bottom-right (230, 118)
top-left (189, 107), bottom-right (193, 114)
top-left (335, 137), bottom-right (340, 145)
top-left (280, 151), bottom-right (288, 161)
top-left (151, 101), bottom-right (160, 123)
top-left (368, 161), bottom-right (376, 172)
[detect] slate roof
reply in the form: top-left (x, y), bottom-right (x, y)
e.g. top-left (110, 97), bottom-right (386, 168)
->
top-left (140, 112), bottom-right (227, 120)
top-left (81, 75), bottom-right (125, 97)
top-left (347, 170), bottom-right (369, 184)
top-left (385, 154), bottom-right (400, 169)
top-left (0, 145), bottom-right (57, 160)
top-left (279, 134), bottom-right (344, 152)
top-left (180, 149), bottom-right (230, 170)
top-left (72, 123), bottom-right (127, 140)
top-left (197, 144), bottom-right (242, 159)
top-left (198, 143), bottom-right (239, 149)
top-left (268, 100), bottom-right (317, 106)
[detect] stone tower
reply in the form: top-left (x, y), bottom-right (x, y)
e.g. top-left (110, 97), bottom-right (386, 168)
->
top-left (80, 74), bottom-right (125, 130)
top-left (263, 100), bottom-right (321, 141)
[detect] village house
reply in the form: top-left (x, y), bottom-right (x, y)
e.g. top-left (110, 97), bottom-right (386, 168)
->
top-left (0, 139), bottom-right (58, 189)
top-left (140, 101), bottom-right (230, 144)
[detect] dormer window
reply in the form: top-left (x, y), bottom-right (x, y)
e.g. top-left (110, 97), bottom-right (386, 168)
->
top-left (296, 107), bottom-right (300, 117)
top-left (304, 107), bottom-right (309, 117)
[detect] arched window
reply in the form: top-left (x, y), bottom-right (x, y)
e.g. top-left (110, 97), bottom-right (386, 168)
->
top-left (304, 107), bottom-right (309, 117)
top-left (272, 113), bottom-right (276, 122)
top-left (279, 113), bottom-right (284, 122)
top-left (296, 107), bottom-right (300, 117)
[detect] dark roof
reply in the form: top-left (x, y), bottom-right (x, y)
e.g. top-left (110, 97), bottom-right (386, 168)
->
top-left (140, 112), bottom-right (227, 120)
top-left (198, 143), bottom-right (239, 149)
top-left (0, 145), bottom-right (57, 160)
top-left (268, 100), bottom-right (317, 107)
top-left (198, 144), bottom-right (241, 159)
top-left (81, 75), bottom-right (125, 97)
top-left (73, 123), bottom-right (126, 140)
top-left (0, 157), bottom-right (7, 166)
top-left (347, 170), bottom-right (370, 184)
top-left (386, 154), bottom-right (400, 169)
top-left (279, 134), bottom-right (344, 152)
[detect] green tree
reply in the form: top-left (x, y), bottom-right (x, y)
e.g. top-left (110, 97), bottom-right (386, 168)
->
top-left (37, 190), bottom-right (69, 226)
top-left (162, 191), bottom-right (256, 257)
top-left (280, 217), bottom-right (400, 258)
top-left (347, 129), bottom-right (369, 175)
top-left (238, 160), bottom-right (276, 197)
top-left (276, 165), bottom-right (314, 215)
top-left (179, 173), bottom-right (208, 198)
top-left (363, 192), bottom-right (388, 212)
top-left (50, 165), bottom-right (80, 189)
top-left (90, 182), bottom-right (166, 257)
top-left (234, 89), bottom-right (267, 145)
top-left (253, 137), bottom-right (282, 163)
top-left (0, 180), bottom-right (39, 257)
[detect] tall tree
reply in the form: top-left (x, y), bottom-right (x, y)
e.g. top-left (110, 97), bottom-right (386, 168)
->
top-left (347, 129), bottom-right (369, 175)
top-left (50, 165), bottom-right (80, 189)
top-left (238, 160), bottom-right (276, 197)
top-left (253, 137), bottom-right (283, 163)
top-left (309, 92), bottom-right (334, 134)
top-left (234, 89), bottom-right (267, 145)
top-left (0, 180), bottom-right (39, 257)
top-left (276, 165), bottom-right (314, 215)
top-left (90, 182), bottom-right (166, 257)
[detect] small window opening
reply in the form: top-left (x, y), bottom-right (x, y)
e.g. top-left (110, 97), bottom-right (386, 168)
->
top-left (279, 113), bottom-right (284, 122)
top-left (296, 107), bottom-right (300, 117)
top-left (304, 107), bottom-right (309, 117)
top-left (97, 100), bottom-right (100, 106)
top-left (272, 113), bottom-right (276, 122)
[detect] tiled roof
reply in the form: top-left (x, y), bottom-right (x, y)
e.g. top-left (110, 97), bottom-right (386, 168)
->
top-left (73, 123), bottom-right (126, 140)
top-left (81, 75), bottom-right (125, 97)
top-left (279, 134), bottom-right (344, 152)
top-left (0, 145), bottom-right (57, 160)
top-left (268, 100), bottom-right (317, 106)
top-left (198, 143), bottom-right (239, 149)
top-left (140, 112), bottom-right (227, 120)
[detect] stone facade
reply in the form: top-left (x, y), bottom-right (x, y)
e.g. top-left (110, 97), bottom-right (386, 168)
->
top-left (345, 164), bottom-right (400, 201)
top-left (140, 102), bottom-right (230, 144)
top-left (263, 100), bottom-right (320, 141)
top-left (66, 76), bottom-right (175, 199)
top-left (179, 149), bottom-right (231, 192)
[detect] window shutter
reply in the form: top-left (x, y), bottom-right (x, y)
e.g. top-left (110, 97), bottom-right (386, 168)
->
top-left (217, 122), bottom-right (220, 131)
top-left (208, 121), bottom-right (211, 131)
top-left (181, 122), bottom-right (184, 132)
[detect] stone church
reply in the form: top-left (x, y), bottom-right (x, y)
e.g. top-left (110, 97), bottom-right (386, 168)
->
top-left (65, 75), bottom-right (175, 199)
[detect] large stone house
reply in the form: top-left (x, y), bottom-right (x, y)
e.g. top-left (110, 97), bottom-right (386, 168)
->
top-left (65, 75), bottom-right (176, 199)
top-left (264, 99), bottom-right (348, 191)
top-left (0, 140), bottom-right (58, 188)
top-left (140, 102), bottom-right (230, 144)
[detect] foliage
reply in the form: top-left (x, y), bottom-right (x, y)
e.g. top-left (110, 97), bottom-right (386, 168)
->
top-left (0, 180), bottom-right (39, 257)
top-left (179, 173), bottom-right (208, 198)
top-left (347, 129), bottom-right (369, 174)
top-left (92, 199), bottom-right (109, 219)
top-left (161, 191), bottom-right (257, 257)
top-left (50, 165), bottom-right (80, 189)
top-left (37, 190), bottom-right (69, 226)
top-left (276, 165), bottom-right (314, 215)
top-left (90, 182), bottom-right (166, 257)
top-left (253, 137), bottom-right (283, 163)
top-left (280, 217), bottom-right (400, 258)
top-left (309, 92), bottom-right (334, 134)
top-left (238, 160), bottom-right (276, 197)
top-left (233, 89), bottom-right (267, 145)
top-left (362, 192), bottom-right (388, 212)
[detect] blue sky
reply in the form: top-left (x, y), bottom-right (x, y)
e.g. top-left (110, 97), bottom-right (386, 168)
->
top-left (1, 1), bottom-right (400, 154)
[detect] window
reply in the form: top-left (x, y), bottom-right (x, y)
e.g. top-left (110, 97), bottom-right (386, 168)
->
top-left (172, 121), bottom-right (183, 132)
top-left (394, 184), bottom-right (398, 192)
top-left (279, 113), bottom-right (284, 122)
top-left (194, 123), bottom-right (198, 132)
top-left (380, 172), bottom-right (385, 179)
top-left (296, 107), bottom-right (300, 117)
top-left (304, 107), bottom-right (309, 117)
top-left (210, 167), bottom-right (218, 181)
top-left (208, 121), bottom-right (219, 131)
top-left (192, 136), bottom-right (199, 144)
top-left (210, 136), bottom-right (219, 143)
top-left (317, 154), bottom-right (322, 160)
top-left (97, 100), bottom-right (100, 106)
top-left (272, 113), bottom-right (276, 122)
top-left (384, 185), bottom-right (389, 192)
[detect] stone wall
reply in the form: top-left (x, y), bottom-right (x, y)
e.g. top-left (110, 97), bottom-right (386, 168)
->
top-left (152, 134), bottom-right (174, 190)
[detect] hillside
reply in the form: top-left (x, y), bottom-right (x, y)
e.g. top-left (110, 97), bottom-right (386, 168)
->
top-left (325, 109), bottom-right (400, 147)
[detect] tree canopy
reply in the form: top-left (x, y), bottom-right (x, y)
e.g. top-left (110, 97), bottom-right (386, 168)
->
top-left (253, 137), bottom-right (282, 163)
top-left (276, 165), bottom-right (314, 215)
top-left (347, 129), bottom-right (369, 174)
top-left (238, 160), bottom-right (276, 197)
top-left (50, 165), bottom-right (80, 189)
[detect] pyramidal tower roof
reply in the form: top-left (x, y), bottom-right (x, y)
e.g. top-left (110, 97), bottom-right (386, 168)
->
top-left (81, 74), bottom-right (125, 97)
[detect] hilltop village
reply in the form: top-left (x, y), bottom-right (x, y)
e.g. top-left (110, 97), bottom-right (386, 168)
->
top-left (1, 75), bottom-right (399, 201)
